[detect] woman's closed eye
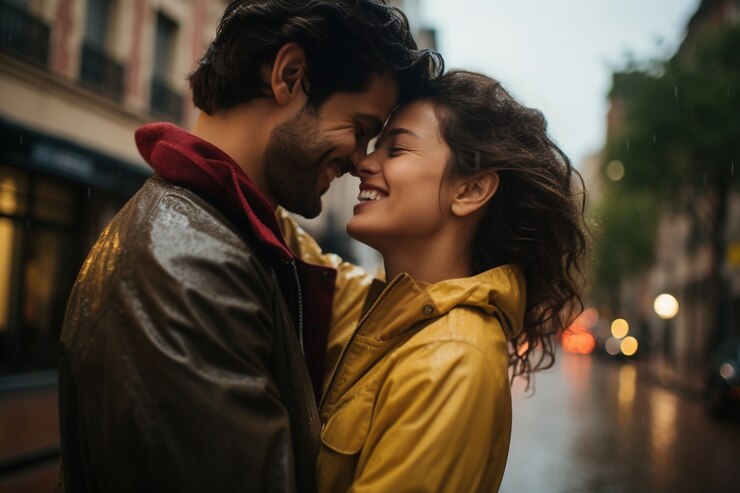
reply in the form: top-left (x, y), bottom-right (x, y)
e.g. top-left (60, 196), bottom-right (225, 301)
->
top-left (387, 145), bottom-right (411, 157)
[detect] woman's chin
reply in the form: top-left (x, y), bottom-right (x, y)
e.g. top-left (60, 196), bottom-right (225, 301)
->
top-left (346, 219), bottom-right (380, 249)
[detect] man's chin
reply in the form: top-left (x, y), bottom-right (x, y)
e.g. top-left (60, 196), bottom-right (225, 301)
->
top-left (283, 198), bottom-right (322, 220)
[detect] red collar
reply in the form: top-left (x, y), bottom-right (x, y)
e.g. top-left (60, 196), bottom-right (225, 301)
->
top-left (135, 123), bottom-right (293, 260)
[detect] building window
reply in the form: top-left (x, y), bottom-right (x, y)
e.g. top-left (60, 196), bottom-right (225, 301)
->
top-left (150, 11), bottom-right (183, 122)
top-left (0, 0), bottom-right (51, 66)
top-left (80, 0), bottom-right (124, 100)
top-left (0, 165), bottom-right (82, 376)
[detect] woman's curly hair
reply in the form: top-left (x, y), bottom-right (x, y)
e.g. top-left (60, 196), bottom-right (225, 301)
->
top-left (414, 71), bottom-right (588, 386)
top-left (189, 0), bottom-right (443, 114)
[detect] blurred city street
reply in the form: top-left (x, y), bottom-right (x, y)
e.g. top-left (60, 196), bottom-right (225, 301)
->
top-left (501, 352), bottom-right (740, 493)
top-left (1, 0), bottom-right (739, 490)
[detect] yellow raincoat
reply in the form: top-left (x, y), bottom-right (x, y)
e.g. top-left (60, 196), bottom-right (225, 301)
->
top-left (279, 210), bottom-right (526, 493)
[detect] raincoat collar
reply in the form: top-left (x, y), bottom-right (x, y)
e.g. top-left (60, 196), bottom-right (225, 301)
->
top-left (360, 264), bottom-right (526, 342)
top-left (135, 122), bottom-right (293, 260)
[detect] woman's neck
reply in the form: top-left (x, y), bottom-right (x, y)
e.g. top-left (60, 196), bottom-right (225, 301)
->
top-left (380, 232), bottom-right (472, 285)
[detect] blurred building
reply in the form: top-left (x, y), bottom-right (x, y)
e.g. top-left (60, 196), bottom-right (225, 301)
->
top-left (0, 0), bottom-right (227, 488)
top-left (602, 0), bottom-right (740, 391)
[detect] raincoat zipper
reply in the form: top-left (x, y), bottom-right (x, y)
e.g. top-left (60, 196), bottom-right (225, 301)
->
top-left (319, 273), bottom-right (404, 410)
top-left (288, 259), bottom-right (304, 354)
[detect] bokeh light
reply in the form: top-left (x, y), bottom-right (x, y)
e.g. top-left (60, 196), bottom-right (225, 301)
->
top-left (563, 311), bottom-right (597, 355)
top-left (611, 318), bottom-right (629, 338)
top-left (719, 363), bottom-right (735, 380)
top-left (606, 160), bottom-right (625, 181)
top-left (654, 294), bottom-right (679, 319)
top-left (605, 337), bottom-right (622, 356)
top-left (620, 336), bottom-right (639, 356)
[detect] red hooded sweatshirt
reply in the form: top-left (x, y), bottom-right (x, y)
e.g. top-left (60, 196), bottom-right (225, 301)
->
top-left (135, 122), bottom-right (334, 402)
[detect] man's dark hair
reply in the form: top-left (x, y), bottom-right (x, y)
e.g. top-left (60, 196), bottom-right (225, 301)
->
top-left (189, 0), bottom-right (443, 114)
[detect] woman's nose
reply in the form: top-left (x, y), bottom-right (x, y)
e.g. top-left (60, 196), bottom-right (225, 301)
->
top-left (354, 150), bottom-right (381, 178)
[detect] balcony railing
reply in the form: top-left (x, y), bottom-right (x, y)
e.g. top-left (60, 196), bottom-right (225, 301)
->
top-left (0, 1), bottom-right (50, 66)
top-left (80, 41), bottom-right (124, 101)
top-left (150, 76), bottom-right (183, 122)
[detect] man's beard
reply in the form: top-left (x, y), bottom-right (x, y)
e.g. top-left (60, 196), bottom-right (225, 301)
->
top-left (263, 105), bottom-right (335, 219)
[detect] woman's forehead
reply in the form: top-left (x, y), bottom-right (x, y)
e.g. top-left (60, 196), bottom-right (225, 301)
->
top-left (383, 99), bottom-right (440, 139)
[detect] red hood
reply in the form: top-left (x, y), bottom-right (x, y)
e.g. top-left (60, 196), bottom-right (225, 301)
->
top-left (135, 122), bottom-right (293, 260)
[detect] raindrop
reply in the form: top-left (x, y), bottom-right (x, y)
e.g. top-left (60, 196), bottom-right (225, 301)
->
top-left (87, 187), bottom-right (91, 199)
top-left (652, 134), bottom-right (656, 144)
top-left (606, 160), bottom-right (625, 181)
top-left (674, 85), bottom-right (678, 98)
top-left (19, 135), bottom-right (23, 145)
top-left (626, 139), bottom-right (630, 151)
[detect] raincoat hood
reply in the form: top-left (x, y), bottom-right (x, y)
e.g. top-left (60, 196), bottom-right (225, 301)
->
top-left (356, 264), bottom-right (526, 344)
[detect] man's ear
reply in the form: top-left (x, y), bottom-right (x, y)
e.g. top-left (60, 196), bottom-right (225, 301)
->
top-left (267, 43), bottom-right (306, 105)
top-left (450, 172), bottom-right (499, 218)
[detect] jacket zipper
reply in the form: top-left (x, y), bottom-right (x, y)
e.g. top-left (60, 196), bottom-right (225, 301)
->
top-left (288, 259), bottom-right (304, 354)
top-left (319, 274), bottom-right (404, 410)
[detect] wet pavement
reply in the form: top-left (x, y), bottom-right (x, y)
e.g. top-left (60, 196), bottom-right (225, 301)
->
top-left (500, 352), bottom-right (740, 493)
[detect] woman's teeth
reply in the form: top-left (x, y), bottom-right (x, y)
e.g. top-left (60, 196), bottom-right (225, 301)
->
top-left (357, 189), bottom-right (387, 201)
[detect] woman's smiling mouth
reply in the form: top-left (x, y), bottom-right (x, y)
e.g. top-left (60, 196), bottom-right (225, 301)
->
top-left (357, 189), bottom-right (388, 201)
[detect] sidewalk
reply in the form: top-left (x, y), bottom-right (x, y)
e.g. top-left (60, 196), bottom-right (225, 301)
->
top-left (0, 385), bottom-right (60, 491)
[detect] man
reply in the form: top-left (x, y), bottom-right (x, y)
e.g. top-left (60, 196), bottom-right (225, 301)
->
top-left (57, 1), bottom-right (441, 491)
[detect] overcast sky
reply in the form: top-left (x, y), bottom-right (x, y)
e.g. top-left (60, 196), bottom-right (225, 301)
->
top-left (421, 0), bottom-right (700, 166)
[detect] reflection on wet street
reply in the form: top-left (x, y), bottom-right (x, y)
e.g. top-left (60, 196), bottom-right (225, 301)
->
top-left (500, 352), bottom-right (740, 493)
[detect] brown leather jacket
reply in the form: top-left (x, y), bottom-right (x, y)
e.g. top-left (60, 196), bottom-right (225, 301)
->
top-left (58, 175), bottom-right (320, 492)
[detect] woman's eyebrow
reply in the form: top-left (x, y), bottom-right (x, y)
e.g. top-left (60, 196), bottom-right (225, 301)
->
top-left (373, 127), bottom-right (420, 150)
top-left (387, 127), bottom-right (420, 139)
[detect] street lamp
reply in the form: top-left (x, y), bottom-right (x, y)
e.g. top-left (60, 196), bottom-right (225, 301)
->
top-left (654, 293), bottom-right (679, 367)
top-left (654, 293), bottom-right (679, 319)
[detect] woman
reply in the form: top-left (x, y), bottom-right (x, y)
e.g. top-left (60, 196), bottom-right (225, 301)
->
top-left (291, 70), bottom-right (587, 492)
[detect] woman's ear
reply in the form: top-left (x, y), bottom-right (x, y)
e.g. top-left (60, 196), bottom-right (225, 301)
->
top-left (450, 172), bottom-right (499, 218)
top-left (267, 43), bottom-right (306, 105)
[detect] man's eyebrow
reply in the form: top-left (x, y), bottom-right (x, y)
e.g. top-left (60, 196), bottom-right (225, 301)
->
top-left (356, 113), bottom-right (384, 135)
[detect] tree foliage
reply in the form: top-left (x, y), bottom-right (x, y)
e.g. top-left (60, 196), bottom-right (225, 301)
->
top-left (606, 24), bottom-right (740, 202)
top-left (592, 24), bottom-right (740, 299)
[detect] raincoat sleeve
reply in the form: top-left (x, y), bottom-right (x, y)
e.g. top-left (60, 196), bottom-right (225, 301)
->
top-left (351, 340), bottom-right (512, 493)
top-left (277, 208), bottom-right (375, 378)
top-left (59, 211), bottom-right (302, 492)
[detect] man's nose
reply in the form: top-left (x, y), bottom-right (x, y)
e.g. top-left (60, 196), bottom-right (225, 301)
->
top-left (347, 146), bottom-right (369, 177)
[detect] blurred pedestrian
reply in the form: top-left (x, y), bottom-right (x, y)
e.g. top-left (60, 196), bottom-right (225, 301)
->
top-left (56, 1), bottom-right (440, 492)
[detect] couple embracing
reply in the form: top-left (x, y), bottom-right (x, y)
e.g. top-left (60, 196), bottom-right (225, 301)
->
top-left (57, 1), bottom-right (587, 492)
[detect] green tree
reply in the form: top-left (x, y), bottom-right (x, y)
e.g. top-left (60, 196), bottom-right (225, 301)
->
top-left (600, 24), bottom-right (740, 338)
